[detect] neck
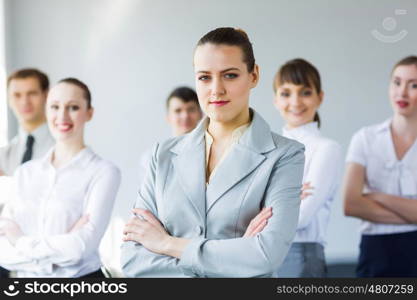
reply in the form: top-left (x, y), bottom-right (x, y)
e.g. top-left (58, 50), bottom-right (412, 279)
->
top-left (207, 109), bottom-right (250, 141)
top-left (391, 114), bottom-right (417, 140)
top-left (285, 120), bottom-right (315, 130)
top-left (52, 139), bottom-right (86, 167)
top-left (21, 117), bottom-right (47, 133)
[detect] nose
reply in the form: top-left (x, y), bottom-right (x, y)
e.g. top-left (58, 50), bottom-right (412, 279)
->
top-left (399, 83), bottom-right (408, 98)
top-left (211, 77), bottom-right (226, 98)
top-left (289, 94), bottom-right (302, 106)
top-left (57, 106), bottom-right (70, 122)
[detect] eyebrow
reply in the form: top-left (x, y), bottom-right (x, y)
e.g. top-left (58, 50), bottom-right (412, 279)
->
top-left (196, 67), bottom-right (241, 74)
top-left (393, 76), bottom-right (417, 81)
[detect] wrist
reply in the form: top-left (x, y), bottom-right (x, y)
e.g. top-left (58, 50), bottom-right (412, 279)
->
top-left (162, 236), bottom-right (189, 259)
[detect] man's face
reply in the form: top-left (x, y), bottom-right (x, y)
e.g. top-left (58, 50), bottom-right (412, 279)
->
top-left (166, 97), bottom-right (202, 136)
top-left (8, 77), bottom-right (47, 124)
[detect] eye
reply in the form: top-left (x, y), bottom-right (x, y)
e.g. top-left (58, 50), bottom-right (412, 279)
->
top-left (280, 91), bottom-right (290, 97)
top-left (69, 105), bottom-right (80, 111)
top-left (224, 73), bottom-right (238, 79)
top-left (50, 104), bottom-right (59, 110)
top-left (198, 75), bottom-right (210, 81)
top-left (301, 89), bottom-right (312, 97)
top-left (393, 79), bottom-right (401, 86)
top-left (411, 83), bottom-right (417, 89)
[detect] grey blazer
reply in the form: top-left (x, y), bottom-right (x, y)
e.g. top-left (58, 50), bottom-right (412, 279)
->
top-left (121, 109), bottom-right (305, 277)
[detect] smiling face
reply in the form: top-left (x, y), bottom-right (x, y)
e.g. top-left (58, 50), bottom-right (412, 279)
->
top-left (274, 82), bottom-right (323, 129)
top-left (8, 77), bottom-right (47, 125)
top-left (46, 82), bottom-right (93, 143)
top-left (193, 43), bottom-right (259, 126)
top-left (389, 64), bottom-right (417, 118)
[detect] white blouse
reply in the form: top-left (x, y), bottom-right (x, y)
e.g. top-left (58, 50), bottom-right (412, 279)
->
top-left (283, 122), bottom-right (342, 246)
top-left (346, 119), bottom-right (417, 235)
top-left (0, 147), bottom-right (121, 277)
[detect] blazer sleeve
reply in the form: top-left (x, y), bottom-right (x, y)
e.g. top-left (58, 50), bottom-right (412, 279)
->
top-left (177, 143), bottom-right (305, 277)
top-left (120, 143), bottom-right (185, 277)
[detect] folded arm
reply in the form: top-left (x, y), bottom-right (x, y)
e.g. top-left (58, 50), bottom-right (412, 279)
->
top-left (2, 165), bottom-right (121, 272)
top-left (343, 162), bottom-right (408, 224)
top-left (298, 142), bottom-right (341, 229)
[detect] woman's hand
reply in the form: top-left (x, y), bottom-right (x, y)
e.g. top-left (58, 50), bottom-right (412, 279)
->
top-left (243, 207), bottom-right (272, 237)
top-left (123, 208), bottom-right (171, 255)
top-left (0, 217), bottom-right (24, 246)
top-left (301, 182), bottom-right (314, 200)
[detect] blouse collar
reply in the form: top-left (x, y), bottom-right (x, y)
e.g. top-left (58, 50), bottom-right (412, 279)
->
top-left (282, 121), bottom-right (320, 141)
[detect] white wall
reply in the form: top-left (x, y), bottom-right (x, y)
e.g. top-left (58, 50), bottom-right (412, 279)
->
top-left (0, 0), bottom-right (7, 147)
top-left (5, 0), bottom-right (417, 264)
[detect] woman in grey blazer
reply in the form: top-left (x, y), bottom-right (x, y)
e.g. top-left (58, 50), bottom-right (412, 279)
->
top-left (121, 27), bottom-right (305, 278)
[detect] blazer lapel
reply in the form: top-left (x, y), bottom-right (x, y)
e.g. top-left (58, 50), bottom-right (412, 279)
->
top-left (206, 145), bottom-right (265, 213)
top-left (171, 119), bottom-right (207, 223)
top-left (206, 109), bottom-right (276, 213)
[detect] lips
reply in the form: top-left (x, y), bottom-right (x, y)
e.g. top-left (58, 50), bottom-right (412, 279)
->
top-left (289, 109), bottom-right (307, 116)
top-left (56, 123), bottom-right (73, 132)
top-left (22, 108), bottom-right (34, 114)
top-left (396, 100), bottom-right (409, 108)
top-left (209, 100), bottom-right (230, 107)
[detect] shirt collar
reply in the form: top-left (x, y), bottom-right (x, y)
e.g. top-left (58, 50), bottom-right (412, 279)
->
top-left (375, 118), bottom-right (392, 134)
top-left (205, 122), bottom-right (250, 146)
top-left (18, 123), bottom-right (51, 142)
top-left (282, 121), bottom-right (320, 141)
top-left (41, 146), bottom-right (94, 171)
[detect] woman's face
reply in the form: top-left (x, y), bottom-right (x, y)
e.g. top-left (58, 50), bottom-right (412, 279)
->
top-left (389, 65), bottom-right (417, 118)
top-left (274, 82), bottom-right (323, 129)
top-left (46, 83), bottom-right (93, 142)
top-left (193, 43), bottom-right (258, 125)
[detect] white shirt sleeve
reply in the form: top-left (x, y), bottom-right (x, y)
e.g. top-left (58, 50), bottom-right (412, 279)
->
top-left (13, 164), bottom-right (121, 269)
top-left (346, 128), bottom-right (367, 166)
top-left (298, 141), bottom-right (342, 230)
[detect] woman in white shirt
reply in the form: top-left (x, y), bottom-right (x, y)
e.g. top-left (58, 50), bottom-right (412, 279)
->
top-left (273, 58), bottom-right (342, 277)
top-left (0, 78), bottom-right (121, 277)
top-left (344, 56), bottom-right (417, 277)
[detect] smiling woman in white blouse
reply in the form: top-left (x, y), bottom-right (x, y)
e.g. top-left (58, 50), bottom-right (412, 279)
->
top-left (0, 78), bottom-right (121, 277)
top-left (344, 56), bottom-right (417, 277)
top-left (273, 58), bottom-right (342, 277)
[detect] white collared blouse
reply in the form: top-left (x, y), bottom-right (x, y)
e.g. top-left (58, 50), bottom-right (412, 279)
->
top-left (283, 122), bottom-right (342, 246)
top-left (346, 119), bottom-right (417, 235)
top-left (0, 147), bottom-right (121, 277)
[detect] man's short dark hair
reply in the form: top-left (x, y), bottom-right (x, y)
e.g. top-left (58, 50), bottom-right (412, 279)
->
top-left (7, 68), bottom-right (49, 91)
top-left (166, 86), bottom-right (199, 110)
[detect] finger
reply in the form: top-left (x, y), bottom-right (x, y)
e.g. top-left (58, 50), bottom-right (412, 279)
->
top-left (251, 209), bottom-right (272, 228)
top-left (251, 207), bottom-right (272, 225)
top-left (123, 223), bottom-right (143, 235)
top-left (132, 209), bottom-right (162, 228)
top-left (248, 220), bottom-right (267, 237)
top-left (123, 232), bottom-right (137, 242)
top-left (301, 192), bottom-right (312, 200)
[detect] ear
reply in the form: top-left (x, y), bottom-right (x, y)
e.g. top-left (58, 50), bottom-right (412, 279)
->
top-left (250, 64), bottom-right (260, 89)
top-left (87, 107), bottom-right (94, 122)
top-left (318, 91), bottom-right (324, 106)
